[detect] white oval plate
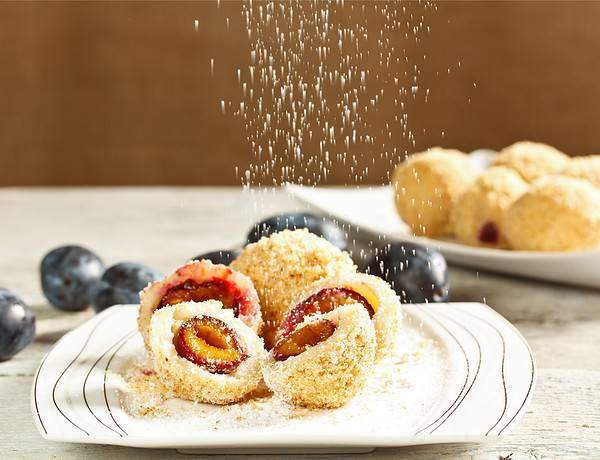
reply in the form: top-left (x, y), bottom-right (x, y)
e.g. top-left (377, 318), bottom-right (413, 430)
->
top-left (286, 150), bottom-right (600, 289)
top-left (31, 302), bottom-right (535, 453)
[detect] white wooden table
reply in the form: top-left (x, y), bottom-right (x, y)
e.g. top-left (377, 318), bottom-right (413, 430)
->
top-left (1, 188), bottom-right (599, 459)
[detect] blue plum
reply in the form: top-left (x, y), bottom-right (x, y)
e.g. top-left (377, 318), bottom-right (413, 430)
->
top-left (366, 242), bottom-right (449, 303)
top-left (247, 212), bottom-right (347, 249)
top-left (0, 288), bottom-right (36, 361)
top-left (191, 249), bottom-right (240, 266)
top-left (91, 262), bottom-right (163, 313)
top-left (41, 245), bottom-right (105, 311)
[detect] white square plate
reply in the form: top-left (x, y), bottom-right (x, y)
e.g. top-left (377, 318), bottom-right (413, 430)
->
top-left (287, 150), bottom-right (600, 289)
top-left (31, 302), bottom-right (535, 453)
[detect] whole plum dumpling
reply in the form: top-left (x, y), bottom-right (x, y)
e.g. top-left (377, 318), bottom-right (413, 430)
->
top-left (492, 141), bottom-right (569, 182)
top-left (501, 175), bottom-right (600, 251)
top-left (392, 148), bottom-right (477, 238)
top-left (451, 166), bottom-right (528, 248)
top-left (230, 229), bottom-right (356, 349)
top-left (561, 155), bottom-right (600, 188)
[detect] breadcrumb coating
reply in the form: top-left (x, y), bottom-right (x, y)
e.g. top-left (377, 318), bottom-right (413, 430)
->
top-left (262, 304), bottom-right (376, 409)
top-left (138, 259), bottom-right (262, 349)
top-left (561, 155), bottom-right (600, 189)
top-left (501, 175), bottom-right (600, 251)
top-left (148, 301), bottom-right (266, 405)
top-left (279, 273), bottom-right (402, 359)
top-left (451, 166), bottom-right (529, 248)
top-left (493, 141), bottom-right (569, 182)
top-left (392, 147), bottom-right (477, 237)
top-left (231, 229), bottom-right (356, 348)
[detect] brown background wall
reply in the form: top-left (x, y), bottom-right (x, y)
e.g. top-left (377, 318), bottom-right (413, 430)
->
top-left (1, 1), bottom-right (599, 186)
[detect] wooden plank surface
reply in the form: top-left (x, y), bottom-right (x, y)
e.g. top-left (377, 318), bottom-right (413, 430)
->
top-left (1, 188), bottom-right (599, 459)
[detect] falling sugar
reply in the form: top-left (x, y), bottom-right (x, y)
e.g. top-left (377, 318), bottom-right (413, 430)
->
top-left (222, 1), bottom-right (437, 193)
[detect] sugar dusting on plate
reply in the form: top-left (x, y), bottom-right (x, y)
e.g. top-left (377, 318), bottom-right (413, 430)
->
top-left (116, 324), bottom-right (445, 435)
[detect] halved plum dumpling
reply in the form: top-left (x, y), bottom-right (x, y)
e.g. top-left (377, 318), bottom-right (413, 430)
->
top-left (276, 273), bottom-right (402, 359)
top-left (148, 301), bottom-right (267, 404)
top-left (278, 287), bottom-right (375, 339)
top-left (262, 304), bottom-right (376, 409)
top-left (174, 315), bottom-right (248, 374)
top-left (138, 260), bottom-right (262, 348)
top-left (158, 279), bottom-right (243, 315)
top-left (273, 318), bottom-right (336, 361)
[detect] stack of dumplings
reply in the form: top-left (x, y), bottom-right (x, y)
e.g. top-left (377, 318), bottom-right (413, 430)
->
top-left (136, 229), bottom-right (404, 409)
top-left (392, 141), bottom-right (600, 252)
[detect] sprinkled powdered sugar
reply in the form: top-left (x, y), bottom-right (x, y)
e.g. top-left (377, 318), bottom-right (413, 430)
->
top-left (108, 1), bottom-right (456, 436)
top-left (226, 1), bottom-right (438, 188)
top-left (116, 323), bottom-right (445, 435)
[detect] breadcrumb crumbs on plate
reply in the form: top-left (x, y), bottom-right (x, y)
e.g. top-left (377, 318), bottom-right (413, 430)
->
top-left (118, 322), bottom-right (444, 434)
